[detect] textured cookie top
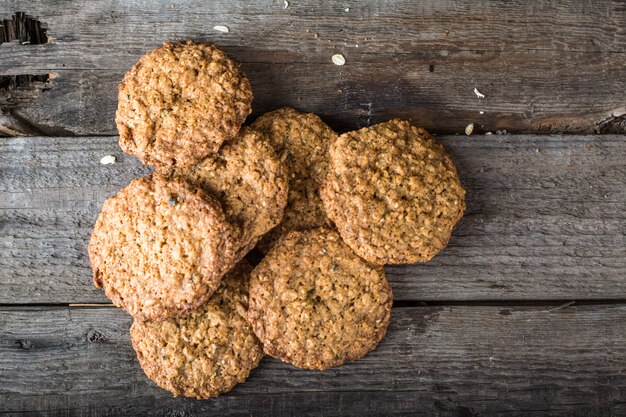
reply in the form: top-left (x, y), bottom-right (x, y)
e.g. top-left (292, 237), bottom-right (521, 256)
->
top-left (248, 228), bottom-right (392, 370)
top-left (116, 40), bottom-right (253, 167)
top-left (174, 127), bottom-right (288, 260)
top-left (251, 108), bottom-right (337, 251)
top-left (321, 119), bottom-right (466, 265)
top-left (131, 261), bottom-right (263, 399)
top-left (88, 174), bottom-right (238, 322)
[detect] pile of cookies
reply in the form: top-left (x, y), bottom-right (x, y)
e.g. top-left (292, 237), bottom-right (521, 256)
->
top-left (88, 40), bottom-right (466, 399)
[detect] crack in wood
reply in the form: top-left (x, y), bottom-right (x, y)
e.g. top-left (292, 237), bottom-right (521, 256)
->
top-left (0, 11), bottom-right (48, 45)
top-left (0, 12), bottom-right (55, 136)
top-left (0, 74), bottom-right (51, 108)
top-left (596, 112), bottom-right (626, 134)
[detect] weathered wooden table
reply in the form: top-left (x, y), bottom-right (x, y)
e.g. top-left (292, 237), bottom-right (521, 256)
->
top-left (1, 1), bottom-right (625, 416)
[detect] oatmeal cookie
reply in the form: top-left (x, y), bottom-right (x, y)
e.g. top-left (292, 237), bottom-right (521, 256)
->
top-left (131, 261), bottom-right (263, 399)
top-left (88, 173), bottom-right (237, 322)
top-left (321, 119), bottom-right (465, 264)
top-left (116, 40), bottom-right (252, 167)
top-left (248, 228), bottom-right (392, 370)
top-left (251, 108), bottom-right (336, 251)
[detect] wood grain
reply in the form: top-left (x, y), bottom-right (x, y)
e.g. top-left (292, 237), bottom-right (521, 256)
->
top-left (1, 0), bottom-right (625, 135)
top-left (1, 134), bottom-right (625, 304)
top-left (1, 304), bottom-right (625, 416)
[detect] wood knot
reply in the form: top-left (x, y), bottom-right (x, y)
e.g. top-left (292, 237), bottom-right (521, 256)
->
top-left (18, 339), bottom-right (32, 350)
top-left (87, 329), bottom-right (105, 343)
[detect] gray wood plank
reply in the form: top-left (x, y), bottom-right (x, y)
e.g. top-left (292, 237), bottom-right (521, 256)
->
top-left (1, 135), bottom-right (625, 303)
top-left (1, 304), bottom-right (625, 416)
top-left (1, 0), bottom-right (625, 135)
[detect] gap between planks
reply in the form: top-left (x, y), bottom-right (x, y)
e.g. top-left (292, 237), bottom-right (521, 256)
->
top-left (2, 300), bottom-right (626, 309)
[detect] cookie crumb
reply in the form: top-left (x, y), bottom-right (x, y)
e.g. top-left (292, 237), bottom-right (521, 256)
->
top-left (332, 54), bottom-right (346, 66)
top-left (473, 88), bottom-right (485, 98)
top-left (465, 123), bottom-right (474, 136)
top-left (100, 155), bottom-right (116, 165)
top-left (213, 25), bottom-right (229, 33)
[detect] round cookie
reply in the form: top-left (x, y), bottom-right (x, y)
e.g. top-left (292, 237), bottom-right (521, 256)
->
top-left (88, 173), bottom-right (238, 322)
top-left (116, 40), bottom-right (253, 167)
top-left (131, 261), bottom-right (263, 399)
top-left (251, 108), bottom-right (337, 252)
top-left (321, 119), bottom-right (465, 265)
top-left (248, 228), bottom-right (392, 370)
top-left (173, 127), bottom-right (288, 260)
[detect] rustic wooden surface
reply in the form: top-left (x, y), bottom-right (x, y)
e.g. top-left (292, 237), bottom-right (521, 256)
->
top-left (1, 0), bottom-right (626, 416)
top-left (2, 305), bottom-right (626, 416)
top-left (1, 135), bottom-right (625, 304)
top-left (1, 0), bottom-right (625, 136)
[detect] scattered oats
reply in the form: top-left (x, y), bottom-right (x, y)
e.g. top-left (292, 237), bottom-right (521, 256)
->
top-left (496, 129), bottom-right (508, 135)
top-left (284, 0), bottom-right (289, 8)
top-left (479, 110), bottom-right (485, 114)
top-left (485, 131), bottom-right (493, 135)
top-left (332, 54), bottom-right (346, 66)
top-left (313, 33), bottom-right (319, 39)
top-left (533, 147), bottom-right (540, 153)
top-left (213, 25), bottom-right (229, 33)
top-left (473, 87), bottom-right (485, 98)
top-left (345, 7), bottom-right (350, 12)
top-left (465, 123), bottom-right (474, 136)
top-left (100, 155), bottom-right (116, 165)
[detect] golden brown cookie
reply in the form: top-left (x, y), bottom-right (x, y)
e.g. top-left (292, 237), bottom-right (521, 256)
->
top-left (248, 228), bottom-right (392, 370)
top-left (88, 173), bottom-right (238, 322)
top-left (116, 40), bottom-right (252, 168)
top-left (251, 108), bottom-right (337, 252)
top-left (173, 127), bottom-right (288, 260)
top-left (321, 119), bottom-right (465, 265)
top-left (131, 261), bottom-right (263, 399)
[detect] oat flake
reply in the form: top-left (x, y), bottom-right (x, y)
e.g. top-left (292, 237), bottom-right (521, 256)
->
top-left (332, 54), bottom-right (346, 66)
top-left (213, 25), bottom-right (229, 33)
top-left (100, 155), bottom-right (116, 165)
top-left (465, 123), bottom-right (474, 136)
top-left (473, 87), bottom-right (485, 98)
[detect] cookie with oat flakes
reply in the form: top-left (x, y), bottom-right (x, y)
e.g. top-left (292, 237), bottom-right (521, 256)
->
top-left (116, 40), bottom-right (252, 168)
top-left (248, 228), bottom-right (392, 370)
top-left (131, 261), bottom-right (263, 399)
top-left (251, 108), bottom-right (336, 252)
top-left (88, 173), bottom-right (238, 322)
top-left (320, 119), bottom-right (465, 265)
